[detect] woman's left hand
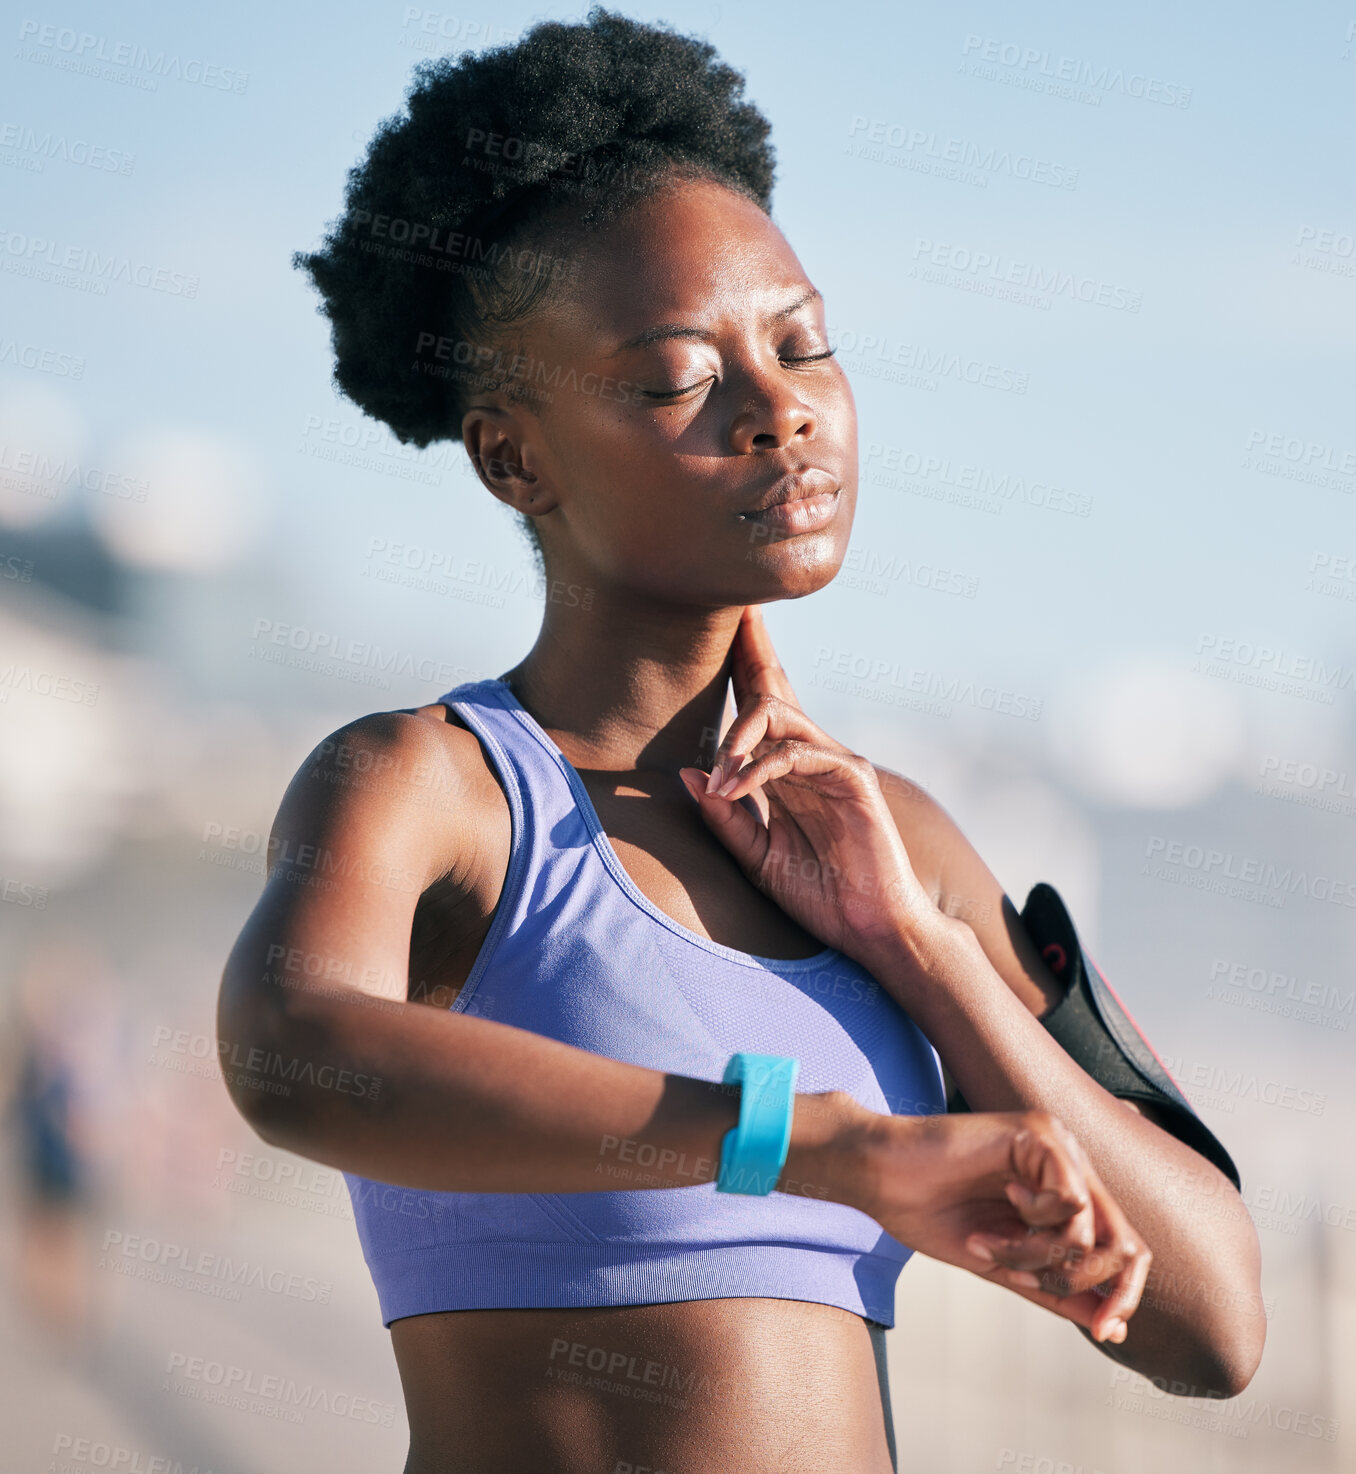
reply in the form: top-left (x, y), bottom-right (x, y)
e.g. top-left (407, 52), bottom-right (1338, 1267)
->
top-left (679, 605), bottom-right (945, 972)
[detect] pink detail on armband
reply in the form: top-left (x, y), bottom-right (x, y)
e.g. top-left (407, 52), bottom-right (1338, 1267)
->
top-left (1085, 950), bottom-right (1181, 1087)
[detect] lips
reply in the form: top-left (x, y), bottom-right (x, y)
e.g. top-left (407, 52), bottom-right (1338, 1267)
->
top-left (737, 467), bottom-right (840, 518)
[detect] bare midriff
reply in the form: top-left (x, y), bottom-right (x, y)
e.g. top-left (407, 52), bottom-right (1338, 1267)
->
top-left (391, 1296), bottom-right (894, 1474)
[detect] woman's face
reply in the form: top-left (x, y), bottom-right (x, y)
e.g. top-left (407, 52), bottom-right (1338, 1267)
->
top-left (465, 176), bottom-right (858, 607)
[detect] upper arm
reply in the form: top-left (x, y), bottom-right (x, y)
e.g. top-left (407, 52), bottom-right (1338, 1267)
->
top-left (216, 707), bottom-right (481, 1119)
top-left (872, 762), bottom-right (1173, 1126)
top-left (872, 762), bottom-right (1063, 1019)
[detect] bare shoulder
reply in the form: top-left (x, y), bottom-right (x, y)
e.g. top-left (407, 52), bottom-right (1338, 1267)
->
top-left (868, 758), bottom-right (1063, 1018)
top-left (867, 761), bottom-right (969, 906)
top-left (272, 701), bottom-right (504, 894)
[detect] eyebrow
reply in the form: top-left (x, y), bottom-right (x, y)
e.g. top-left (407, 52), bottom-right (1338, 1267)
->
top-left (608, 287), bottom-right (823, 355)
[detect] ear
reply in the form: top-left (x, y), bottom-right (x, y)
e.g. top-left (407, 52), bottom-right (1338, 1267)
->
top-left (461, 406), bottom-right (559, 518)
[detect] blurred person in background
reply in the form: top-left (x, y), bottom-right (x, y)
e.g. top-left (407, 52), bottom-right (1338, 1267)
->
top-left (2, 939), bottom-right (100, 1344)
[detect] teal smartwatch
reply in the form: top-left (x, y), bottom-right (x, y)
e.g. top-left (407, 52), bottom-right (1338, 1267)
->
top-left (715, 1052), bottom-right (799, 1195)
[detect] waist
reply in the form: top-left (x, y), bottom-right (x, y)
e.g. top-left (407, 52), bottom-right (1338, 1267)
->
top-left (392, 1295), bottom-right (897, 1474)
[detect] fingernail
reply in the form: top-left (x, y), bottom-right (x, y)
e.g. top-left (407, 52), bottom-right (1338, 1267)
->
top-left (678, 769), bottom-right (701, 802)
top-left (705, 765), bottom-right (722, 795)
top-left (966, 1237), bottom-right (995, 1264)
top-left (1107, 1318), bottom-right (1126, 1342)
top-left (716, 776), bottom-right (739, 798)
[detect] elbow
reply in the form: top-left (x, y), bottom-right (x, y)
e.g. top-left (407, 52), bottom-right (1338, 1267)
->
top-left (1167, 1197), bottom-right (1268, 1398)
top-left (1179, 1318), bottom-right (1265, 1400)
top-left (1107, 1310), bottom-right (1265, 1401)
top-left (216, 967), bottom-right (318, 1148)
top-left (1208, 1304), bottom-right (1267, 1399)
top-left (1152, 1271), bottom-right (1268, 1399)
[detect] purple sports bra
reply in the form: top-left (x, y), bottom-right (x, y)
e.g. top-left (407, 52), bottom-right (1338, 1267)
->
top-left (342, 677), bottom-right (947, 1327)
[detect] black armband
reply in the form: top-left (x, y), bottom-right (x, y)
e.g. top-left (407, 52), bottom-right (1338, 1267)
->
top-left (944, 882), bottom-right (1241, 1191)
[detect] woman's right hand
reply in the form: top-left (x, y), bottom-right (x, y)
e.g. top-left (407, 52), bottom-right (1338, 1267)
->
top-left (799, 1099), bottom-right (1152, 1345)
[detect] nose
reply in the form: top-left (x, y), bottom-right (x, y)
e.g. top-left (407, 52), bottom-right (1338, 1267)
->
top-left (727, 381), bottom-right (818, 453)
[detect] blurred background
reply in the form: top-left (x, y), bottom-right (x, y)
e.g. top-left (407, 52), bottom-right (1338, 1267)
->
top-left (1, 0), bottom-right (1352, 1469)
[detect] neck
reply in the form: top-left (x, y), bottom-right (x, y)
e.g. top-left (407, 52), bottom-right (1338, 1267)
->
top-left (499, 587), bottom-right (746, 776)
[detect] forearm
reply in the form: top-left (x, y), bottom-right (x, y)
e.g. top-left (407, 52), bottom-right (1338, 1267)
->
top-left (864, 918), bottom-right (1265, 1393)
top-left (218, 972), bottom-right (862, 1200)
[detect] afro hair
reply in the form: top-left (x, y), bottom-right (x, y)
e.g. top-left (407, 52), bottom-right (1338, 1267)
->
top-left (293, 6), bottom-right (778, 465)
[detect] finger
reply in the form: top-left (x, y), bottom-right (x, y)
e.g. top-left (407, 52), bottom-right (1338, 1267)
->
top-left (733, 605), bottom-right (800, 709)
top-left (1087, 1241), bottom-right (1152, 1343)
top-left (712, 740), bottom-right (867, 804)
top-left (707, 696), bottom-right (824, 796)
top-left (679, 767), bottom-right (772, 875)
top-left (968, 1258), bottom-right (1128, 1341)
top-left (1007, 1130), bottom-right (1091, 1227)
top-left (1004, 1178), bottom-right (1094, 1235)
top-left (1004, 1180), bottom-right (1099, 1290)
top-left (1072, 1167), bottom-right (1153, 1324)
top-left (970, 1227), bottom-right (1132, 1295)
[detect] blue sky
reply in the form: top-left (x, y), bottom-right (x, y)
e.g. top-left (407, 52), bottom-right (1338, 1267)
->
top-left (3, 0), bottom-right (1354, 811)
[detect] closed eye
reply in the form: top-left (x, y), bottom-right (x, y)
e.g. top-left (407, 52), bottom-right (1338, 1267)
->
top-left (637, 347), bottom-right (839, 401)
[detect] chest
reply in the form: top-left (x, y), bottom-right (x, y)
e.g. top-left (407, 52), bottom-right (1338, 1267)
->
top-left (408, 768), bottom-right (826, 1007)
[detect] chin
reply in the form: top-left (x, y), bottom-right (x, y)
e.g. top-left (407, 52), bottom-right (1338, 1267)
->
top-left (739, 530), bottom-right (848, 599)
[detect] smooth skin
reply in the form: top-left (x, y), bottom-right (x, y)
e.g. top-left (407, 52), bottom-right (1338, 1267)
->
top-left (220, 175), bottom-right (1263, 1474)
